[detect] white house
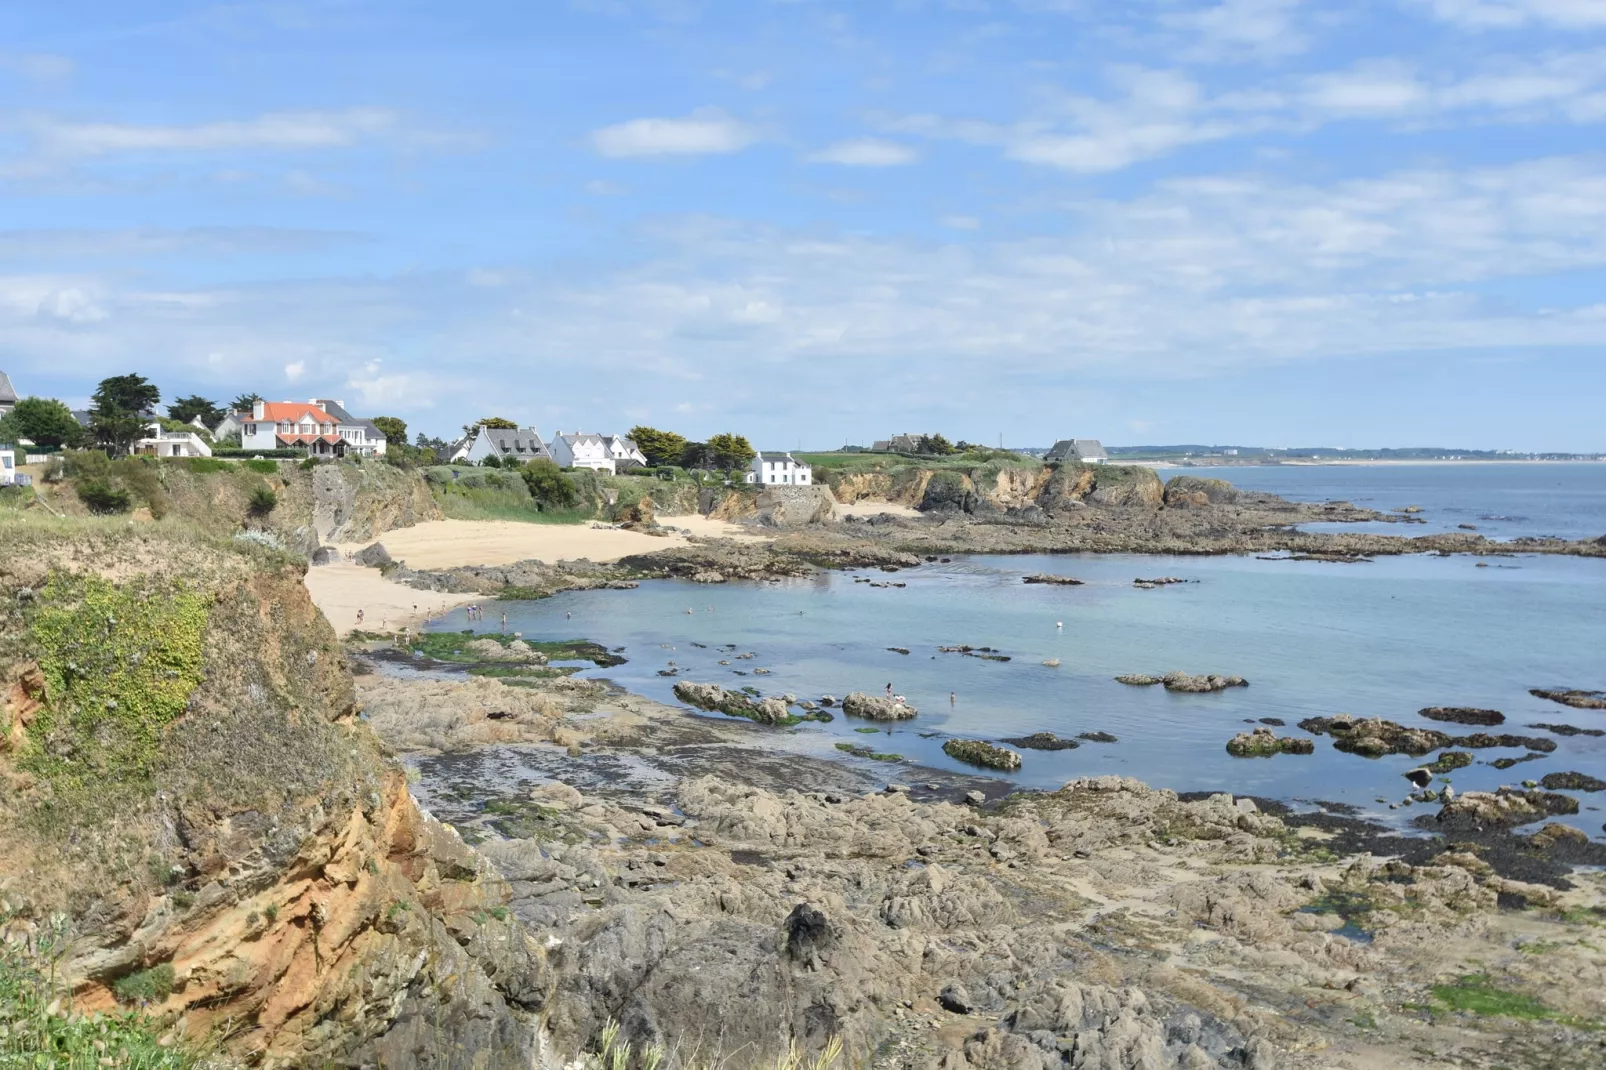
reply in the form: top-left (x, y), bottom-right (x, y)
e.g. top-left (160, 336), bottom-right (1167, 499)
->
top-left (551, 432), bottom-right (635, 474)
top-left (746, 452), bottom-right (813, 486)
top-left (135, 422), bottom-right (213, 459)
top-left (601, 435), bottom-right (648, 471)
top-left (240, 400), bottom-right (346, 457)
top-left (0, 372), bottom-right (16, 418)
top-left (450, 426), bottom-right (551, 466)
top-left (1045, 439), bottom-right (1108, 464)
top-left (312, 399), bottom-right (387, 457)
top-left (0, 445), bottom-right (15, 485)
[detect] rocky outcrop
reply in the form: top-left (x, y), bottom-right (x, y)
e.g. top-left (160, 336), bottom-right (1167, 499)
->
top-left (1118, 672), bottom-right (1248, 692)
top-left (748, 486), bottom-right (837, 528)
top-left (841, 692), bottom-right (918, 720)
top-left (1436, 788), bottom-right (1579, 828)
top-left (1163, 475), bottom-right (1241, 507)
top-left (309, 460), bottom-right (443, 543)
top-left (1530, 688), bottom-right (1606, 709)
top-left (353, 541), bottom-right (392, 568)
top-left (1021, 573), bottom-right (1083, 585)
top-left (1539, 771), bottom-right (1606, 792)
top-left (672, 681), bottom-right (794, 725)
top-left (1419, 706), bottom-right (1505, 726)
top-left (1225, 727), bottom-right (1314, 757)
top-left (0, 528), bottom-right (540, 1067)
top-left (941, 739), bottom-right (1023, 771)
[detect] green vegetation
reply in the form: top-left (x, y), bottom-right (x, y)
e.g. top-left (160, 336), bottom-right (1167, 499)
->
top-left (409, 630), bottom-right (626, 667)
top-left (181, 456), bottom-right (235, 474)
top-left (23, 573), bottom-right (209, 789)
top-left (89, 373), bottom-right (162, 457)
top-left (835, 742), bottom-right (904, 762)
top-left (247, 485), bottom-right (278, 516)
top-left (112, 964), bottom-right (176, 1006)
top-left (2, 396), bottom-right (84, 450)
top-left (1430, 974), bottom-right (1580, 1024)
top-left (628, 425), bottom-right (689, 467)
top-left (166, 395), bottom-right (224, 428)
top-left (795, 449), bottom-right (1037, 472)
top-left (853, 726), bottom-right (881, 734)
top-left (1, 928), bottom-right (199, 1067)
top-left (240, 458), bottom-right (279, 474)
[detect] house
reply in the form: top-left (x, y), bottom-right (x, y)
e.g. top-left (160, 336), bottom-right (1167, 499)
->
top-left (871, 434), bottom-right (923, 454)
top-left (601, 434), bottom-right (648, 471)
top-left (311, 399), bottom-right (387, 457)
top-left (135, 422), bottom-right (212, 459)
top-left (450, 426), bottom-right (551, 466)
top-left (0, 445), bottom-right (14, 485)
top-left (0, 373), bottom-right (16, 417)
top-left (212, 410), bottom-right (249, 441)
top-left (1045, 439), bottom-right (1108, 464)
top-left (240, 400), bottom-right (349, 457)
top-left (746, 452), bottom-right (813, 486)
top-left (550, 432), bottom-right (640, 474)
top-left (72, 409), bottom-right (93, 429)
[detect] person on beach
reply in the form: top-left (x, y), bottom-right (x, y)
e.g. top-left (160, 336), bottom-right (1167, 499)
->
top-left (356, 609), bottom-right (364, 627)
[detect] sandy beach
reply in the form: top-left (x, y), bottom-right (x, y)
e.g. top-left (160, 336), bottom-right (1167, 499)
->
top-left (832, 500), bottom-right (922, 518)
top-left (306, 514), bottom-right (772, 632)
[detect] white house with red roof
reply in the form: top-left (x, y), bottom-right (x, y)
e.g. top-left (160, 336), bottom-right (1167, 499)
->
top-left (240, 400), bottom-right (350, 457)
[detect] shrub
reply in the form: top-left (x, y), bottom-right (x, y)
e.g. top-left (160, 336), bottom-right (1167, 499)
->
top-left (481, 454), bottom-right (504, 468)
top-left (241, 459), bottom-right (278, 474)
top-left (112, 457), bottom-right (168, 518)
top-left (298, 457), bottom-right (319, 471)
top-left (521, 459), bottom-right (579, 509)
top-left (181, 456), bottom-right (235, 473)
top-left (112, 963), bottom-right (175, 1005)
top-left (75, 478), bottom-right (132, 514)
top-left (248, 486), bottom-right (278, 515)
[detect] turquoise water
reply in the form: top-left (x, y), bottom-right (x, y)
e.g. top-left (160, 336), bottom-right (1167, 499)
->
top-left (1186, 462), bottom-right (1606, 541)
top-left (433, 550), bottom-right (1606, 834)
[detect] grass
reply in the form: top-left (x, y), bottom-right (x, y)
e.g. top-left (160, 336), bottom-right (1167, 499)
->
top-left (112, 964), bottom-right (175, 1006)
top-left (1, 923), bottom-right (201, 1067)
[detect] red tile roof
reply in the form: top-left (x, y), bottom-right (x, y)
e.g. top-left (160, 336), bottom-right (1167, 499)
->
top-left (258, 402), bottom-right (334, 424)
top-left (276, 434), bottom-right (345, 446)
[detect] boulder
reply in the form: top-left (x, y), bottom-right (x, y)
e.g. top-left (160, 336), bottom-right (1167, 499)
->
top-left (750, 485), bottom-right (837, 527)
top-left (942, 739), bottom-right (1023, 772)
top-left (672, 681), bottom-right (795, 725)
top-left (841, 692), bottom-right (918, 720)
top-left (1001, 732), bottom-right (1080, 751)
top-left (353, 541), bottom-right (393, 568)
top-left (1115, 674), bottom-right (1162, 686)
top-left (1161, 671), bottom-right (1249, 693)
top-left (1539, 771), bottom-right (1606, 792)
top-left (309, 545), bottom-right (341, 566)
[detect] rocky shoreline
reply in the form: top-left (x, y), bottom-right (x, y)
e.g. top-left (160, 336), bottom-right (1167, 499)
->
top-left (356, 647), bottom-right (1606, 1069)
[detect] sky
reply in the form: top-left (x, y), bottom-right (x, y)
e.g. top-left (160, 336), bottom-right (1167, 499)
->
top-left (2, 0), bottom-right (1605, 451)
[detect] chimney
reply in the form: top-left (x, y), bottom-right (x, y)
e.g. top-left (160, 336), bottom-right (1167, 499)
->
top-left (253, 399), bottom-right (265, 419)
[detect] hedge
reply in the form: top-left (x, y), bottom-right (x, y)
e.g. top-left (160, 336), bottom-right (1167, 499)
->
top-left (209, 448), bottom-right (303, 459)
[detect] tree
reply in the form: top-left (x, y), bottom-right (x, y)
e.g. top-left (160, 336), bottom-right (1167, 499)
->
top-left (231, 393), bottom-right (263, 413)
top-left (627, 426), bottom-right (689, 468)
top-left (371, 416), bottom-right (407, 445)
top-left (520, 459), bottom-right (578, 509)
top-left (679, 441), bottom-right (715, 469)
top-left (477, 417), bottom-right (518, 430)
top-left (168, 395), bottom-right (223, 428)
top-left (8, 397), bottom-right (82, 449)
top-left (91, 374), bottom-right (160, 457)
top-left (706, 432), bottom-right (756, 470)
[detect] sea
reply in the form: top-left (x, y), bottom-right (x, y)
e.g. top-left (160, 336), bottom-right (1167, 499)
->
top-left (425, 463), bottom-right (1606, 834)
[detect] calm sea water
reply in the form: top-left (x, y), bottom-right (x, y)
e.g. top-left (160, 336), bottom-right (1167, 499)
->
top-left (427, 466), bottom-right (1606, 834)
top-left (1184, 462), bottom-right (1606, 541)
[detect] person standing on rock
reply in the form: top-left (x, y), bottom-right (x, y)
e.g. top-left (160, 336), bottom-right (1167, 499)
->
top-left (886, 682), bottom-right (894, 698)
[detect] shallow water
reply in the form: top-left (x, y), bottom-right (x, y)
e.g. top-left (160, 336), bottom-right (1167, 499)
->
top-left (433, 549), bottom-right (1606, 837)
top-left (1183, 462), bottom-right (1606, 541)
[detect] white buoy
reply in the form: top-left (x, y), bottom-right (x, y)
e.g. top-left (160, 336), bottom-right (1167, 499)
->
top-left (1056, 621), bottom-right (1064, 630)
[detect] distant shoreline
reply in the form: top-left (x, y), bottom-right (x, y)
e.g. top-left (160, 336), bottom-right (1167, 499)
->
top-left (1138, 458), bottom-right (1606, 469)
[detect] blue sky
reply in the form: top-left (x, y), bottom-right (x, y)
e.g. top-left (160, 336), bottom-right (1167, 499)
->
top-left (3, 0), bottom-right (1605, 450)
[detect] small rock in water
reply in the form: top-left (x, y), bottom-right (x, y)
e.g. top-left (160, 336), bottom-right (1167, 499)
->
top-left (964, 790), bottom-right (986, 806)
top-left (1078, 731), bottom-right (1119, 743)
top-left (1419, 706), bottom-right (1505, 726)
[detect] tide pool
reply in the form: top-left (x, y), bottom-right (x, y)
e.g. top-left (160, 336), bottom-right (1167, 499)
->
top-left (430, 550), bottom-right (1606, 835)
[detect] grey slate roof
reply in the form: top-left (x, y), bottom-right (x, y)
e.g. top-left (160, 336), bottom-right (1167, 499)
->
top-left (758, 451), bottom-right (800, 461)
top-left (72, 409), bottom-right (93, 428)
top-left (1045, 438), bottom-right (1108, 462)
top-left (0, 372), bottom-right (16, 404)
top-left (313, 398), bottom-right (355, 423)
top-left (485, 427), bottom-right (550, 459)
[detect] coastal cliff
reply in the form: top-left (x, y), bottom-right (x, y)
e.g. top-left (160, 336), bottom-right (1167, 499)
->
top-left (0, 521), bottom-right (541, 1066)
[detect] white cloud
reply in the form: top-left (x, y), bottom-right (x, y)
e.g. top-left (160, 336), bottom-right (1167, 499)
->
top-left (36, 287), bottom-right (107, 324)
top-left (1160, 0), bottom-right (1310, 60)
top-left (1301, 64), bottom-right (1428, 114)
top-left (34, 108), bottom-right (396, 157)
top-left (808, 138), bottom-right (919, 166)
top-left (284, 360), bottom-right (306, 382)
top-left (590, 108), bottom-right (759, 158)
top-left (1418, 0), bottom-right (1606, 28)
top-left (941, 215), bottom-right (982, 230)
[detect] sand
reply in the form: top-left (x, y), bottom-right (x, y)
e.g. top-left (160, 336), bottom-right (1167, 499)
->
top-left (304, 560), bottom-right (477, 634)
top-left (306, 515), bottom-right (770, 632)
top-left (331, 515), bottom-right (766, 571)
